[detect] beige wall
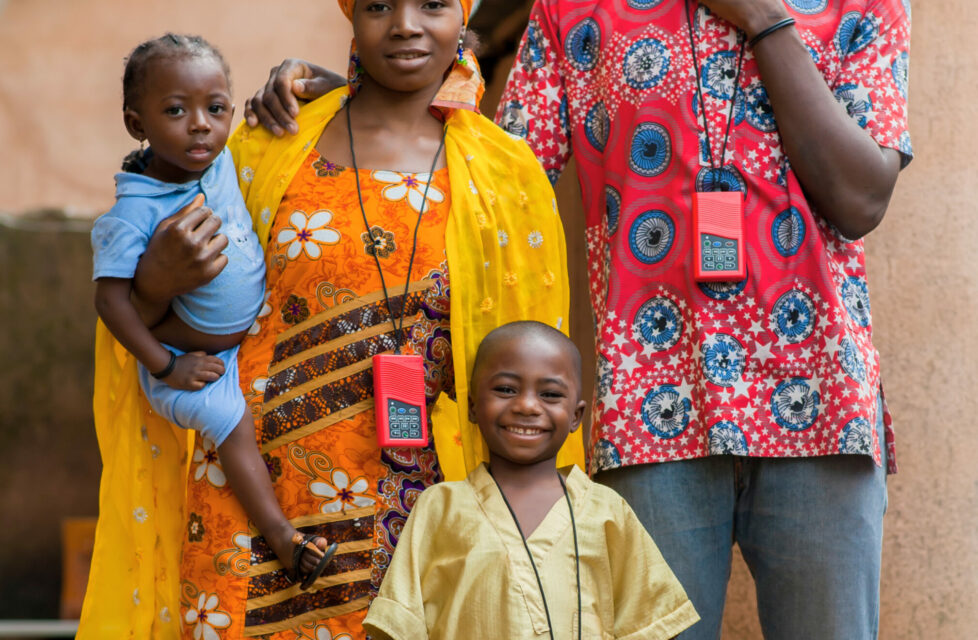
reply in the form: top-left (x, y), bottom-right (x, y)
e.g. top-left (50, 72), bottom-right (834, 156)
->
top-left (1, 0), bottom-right (975, 636)
top-left (0, 0), bottom-right (352, 215)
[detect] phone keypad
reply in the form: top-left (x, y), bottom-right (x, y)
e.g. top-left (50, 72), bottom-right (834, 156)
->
top-left (386, 399), bottom-right (423, 440)
top-left (700, 234), bottom-right (739, 272)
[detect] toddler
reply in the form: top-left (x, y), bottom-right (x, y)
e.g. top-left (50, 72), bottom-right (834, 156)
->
top-left (91, 34), bottom-right (333, 587)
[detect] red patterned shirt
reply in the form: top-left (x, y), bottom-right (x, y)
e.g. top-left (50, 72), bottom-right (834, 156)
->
top-left (496, 0), bottom-right (912, 474)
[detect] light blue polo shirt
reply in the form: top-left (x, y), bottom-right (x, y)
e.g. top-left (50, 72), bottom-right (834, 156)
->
top-left (91, 148), bottom-right (265, 334)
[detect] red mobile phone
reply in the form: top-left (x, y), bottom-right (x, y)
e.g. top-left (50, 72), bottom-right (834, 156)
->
top-left (373, 353), bottom-right (428, 448)
top-left (693, 191), bottom-right (746, 282)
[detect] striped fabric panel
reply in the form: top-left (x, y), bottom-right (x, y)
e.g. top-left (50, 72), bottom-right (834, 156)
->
top-left (244, 510), bottom-right (375, 636)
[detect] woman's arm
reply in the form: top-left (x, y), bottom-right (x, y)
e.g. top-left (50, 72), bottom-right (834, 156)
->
top-left (700, 0), bottom-right (903, 240)
top-left (96, 278), bottom-right (224, 390)
top-left (131, 193), bottom-right (229, 325)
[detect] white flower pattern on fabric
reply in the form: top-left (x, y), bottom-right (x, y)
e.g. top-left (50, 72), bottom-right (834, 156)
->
top-left (239, 166), bottom-right (254, 183)
top-left (498, 230), bottom-right (509, 247)
top-left (315, 626), bottom-right (354, 640)
top-left (309, 469), bottom-right (375, 513)
top-left (192, 437), bottom-right (227, 488)
top-left (247, 292), bottom-right (273, 335)
top-left (133, 507), bottom-right (148, 523)
top-left (251, 377), bottom-right (268, 396)
top-left (528, 230), bottom-right (544, 248)
top-left (184, 592), bottom-right (231, 640)
top-left (277, 210), bottom-right (341, 260)
top-left (372, 171), bottom-right (445, 213)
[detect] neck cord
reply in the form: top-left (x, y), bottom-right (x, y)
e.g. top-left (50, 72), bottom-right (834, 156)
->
top-left (346, 100), bottom-right (446, 353)
top-left (489, 469), bottom-right (581, 640)
top-left (685, 1), bottom-right (745, 185)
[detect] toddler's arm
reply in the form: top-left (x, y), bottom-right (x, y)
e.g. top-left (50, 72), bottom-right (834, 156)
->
top-left (95, 277), bottom-right (224, 390)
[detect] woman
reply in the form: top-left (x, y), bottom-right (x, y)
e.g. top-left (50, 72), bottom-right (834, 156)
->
top-left (79, 0), bottom-right (582, 637)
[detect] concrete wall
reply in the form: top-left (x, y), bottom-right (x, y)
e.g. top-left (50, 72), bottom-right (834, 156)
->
top-left (1, 0), bottom-right (975, 636)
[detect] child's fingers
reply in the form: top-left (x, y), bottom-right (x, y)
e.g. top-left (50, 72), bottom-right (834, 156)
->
top-left (194, 370), bottom-right (221, 384)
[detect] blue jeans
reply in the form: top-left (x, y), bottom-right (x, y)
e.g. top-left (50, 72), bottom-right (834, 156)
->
top-left (596, 451), bottom-right (887, 640)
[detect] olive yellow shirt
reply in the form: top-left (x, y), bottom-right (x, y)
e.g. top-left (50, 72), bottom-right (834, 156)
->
top-left (363, 463), bottom-right (698, 639)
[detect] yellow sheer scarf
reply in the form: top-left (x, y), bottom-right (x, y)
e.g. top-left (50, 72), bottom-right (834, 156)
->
top-left (232, 86), bottom-right (583, 478)
top-left (78, 87), bottom-right (583, 638)
top-left (78, 325), bottom-right (193, 638)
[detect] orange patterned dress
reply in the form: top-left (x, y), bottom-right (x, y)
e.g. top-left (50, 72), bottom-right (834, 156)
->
top-left (178, 151), bottom-right (453, 639)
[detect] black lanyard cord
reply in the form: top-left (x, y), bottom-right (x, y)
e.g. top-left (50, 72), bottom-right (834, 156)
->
top-left (685, 1), bottom-right (746, 182)
top-left (490, 469), bottom-right (582, 640)
top-left (345, 100), bottom-right (446, 353)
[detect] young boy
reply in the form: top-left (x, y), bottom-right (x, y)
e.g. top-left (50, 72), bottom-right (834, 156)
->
top-left (363, 321), bottom-right (699, 639)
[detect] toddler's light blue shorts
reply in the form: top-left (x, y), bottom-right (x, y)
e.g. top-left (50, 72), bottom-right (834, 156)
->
top-left (137, 343), bottom-right (245, 447)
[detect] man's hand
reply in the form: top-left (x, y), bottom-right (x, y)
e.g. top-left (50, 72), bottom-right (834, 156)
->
top-left (132, 194), bottom-right (228, 326)
top-left (164, 352), bottom-right (225, 391)
top-left (243, 59), bottom-right (345, 136)
top-left (696, 0), bottom-right (790, 38)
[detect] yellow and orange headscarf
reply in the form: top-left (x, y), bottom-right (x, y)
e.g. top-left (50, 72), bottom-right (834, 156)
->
top-left (339, 0), bottom-right (484, 113)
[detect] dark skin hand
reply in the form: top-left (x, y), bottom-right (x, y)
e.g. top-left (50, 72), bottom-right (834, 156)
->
top-left (131, 193), bottom-right (229, 325)
top-left (700, 0), bottom-right (901, 240)
top-left (252, 1), bottom-right (901, 240)
top-left (243, 60), bottom-right (346, 136)
top-left (95, 276), bottom-right (224, 387)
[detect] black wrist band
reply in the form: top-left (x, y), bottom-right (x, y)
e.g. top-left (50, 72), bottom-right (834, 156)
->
top-left (748, 17), bottom-right (796, 48)
top-left (152, 350), bottom-right (177, 379)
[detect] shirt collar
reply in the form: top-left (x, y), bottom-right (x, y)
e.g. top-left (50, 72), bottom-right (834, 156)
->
top-left (114, 147), bottom-right (228, 198)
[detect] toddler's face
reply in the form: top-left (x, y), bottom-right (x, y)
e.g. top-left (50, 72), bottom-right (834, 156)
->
top-left (468, 334), bottom-right (585, 467)
top-left (125, 55), bottom-right (233, 183)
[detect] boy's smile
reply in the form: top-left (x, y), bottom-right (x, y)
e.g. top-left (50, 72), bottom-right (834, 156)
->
top-left (469, 332), bottom-right (586, 467)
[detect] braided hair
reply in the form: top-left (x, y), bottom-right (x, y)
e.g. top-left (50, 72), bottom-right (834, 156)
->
top-left (120, 33), bottom-right (231, 173)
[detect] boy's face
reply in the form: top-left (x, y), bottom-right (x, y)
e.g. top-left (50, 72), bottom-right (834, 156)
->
top-left (468, 333), bottom-right (586, 467)
top-left (124, 55), bottom-right (233, 183)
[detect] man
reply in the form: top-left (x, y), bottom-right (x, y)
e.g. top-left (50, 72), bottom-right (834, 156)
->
top-left (490, 2), bottom-right (909, 637)
top-left (236, 1), bottom-right (914, 636)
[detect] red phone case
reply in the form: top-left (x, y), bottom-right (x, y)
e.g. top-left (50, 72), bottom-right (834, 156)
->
top-left (693, 191), bottom-right (746, 282)
top-left (373, 353), bottom-right (428, 448)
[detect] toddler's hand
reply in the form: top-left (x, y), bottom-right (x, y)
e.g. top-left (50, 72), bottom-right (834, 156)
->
top-left (164, 352), bottom-right (225, 391)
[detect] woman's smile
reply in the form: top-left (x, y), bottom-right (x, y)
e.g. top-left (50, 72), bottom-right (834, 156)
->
top-left (385, 48), bottom-right (432, 71)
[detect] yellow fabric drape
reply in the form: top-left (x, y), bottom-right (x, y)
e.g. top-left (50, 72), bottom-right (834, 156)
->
top-left (77, 321), bottom-right (194, 639)
top-left (230, 86), bottom-right (582, 480)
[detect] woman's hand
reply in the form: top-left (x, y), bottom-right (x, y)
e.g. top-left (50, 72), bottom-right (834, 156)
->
top-left (132, 194), bottom-right (228, 325)
top-left (244, 59), bottom-right (345, 136)
top-left (164, 352), bottom-right (225, 391)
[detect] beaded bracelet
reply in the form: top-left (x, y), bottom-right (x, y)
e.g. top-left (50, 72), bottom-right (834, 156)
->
top-left (152, 350), bottom-right (177, 379)
top-left (748, 17), bottom-right (797, 48)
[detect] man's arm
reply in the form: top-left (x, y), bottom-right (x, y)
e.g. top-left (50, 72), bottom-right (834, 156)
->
top-left (701, 0), bottom-right (909, 240)
top-left (243, 60), bottom-right (346, 136)
top-left (494, 0), bottom-right (573, 184)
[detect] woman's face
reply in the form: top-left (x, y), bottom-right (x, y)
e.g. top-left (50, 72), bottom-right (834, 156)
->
top-left (352, 0), bottom-right (464, 95)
